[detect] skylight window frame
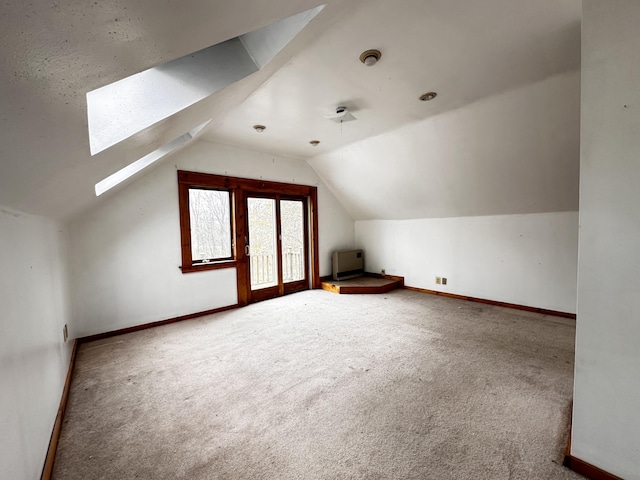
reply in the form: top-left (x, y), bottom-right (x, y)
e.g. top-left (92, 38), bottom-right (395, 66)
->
top-left (95, 120), bottom-right (211, 197)
top-left (86, 5), bottom-right (325, 156)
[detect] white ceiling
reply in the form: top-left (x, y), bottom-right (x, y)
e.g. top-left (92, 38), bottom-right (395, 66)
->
top-left (205, 0), bottom-right (581, 158)
top-left (310, 70), bottom-right (581, 220)
top-left (0, 0), bottom-right (581, 221)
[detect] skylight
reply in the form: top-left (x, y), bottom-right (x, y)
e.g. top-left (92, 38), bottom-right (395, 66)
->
top-left (87, 5), bottom-right (325, 155)
top-left (94, 120), bottom-right (211, 196)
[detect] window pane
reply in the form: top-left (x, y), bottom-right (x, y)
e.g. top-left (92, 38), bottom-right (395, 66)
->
top-left (189, 189), bottom-right (231, 262)
top-left (281, 200), bottom-right (305, 283)
top-left (248, 197), bottom-right (278, 290)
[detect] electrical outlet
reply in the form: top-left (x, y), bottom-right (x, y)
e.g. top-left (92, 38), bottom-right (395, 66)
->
top-left (381, 269), bottom-right (386, 275)
top-left (442, 277), bottom-right (447, 285)
top-left (63, 324), bottom-right (68, 342)
top-left (436, 276), bottom-right (441, 284)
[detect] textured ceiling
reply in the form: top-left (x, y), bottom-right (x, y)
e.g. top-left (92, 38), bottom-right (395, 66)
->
top-left (0, 0), bottom-right (581, 221)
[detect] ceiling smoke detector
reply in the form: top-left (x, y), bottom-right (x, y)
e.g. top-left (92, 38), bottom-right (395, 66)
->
top-left (252, 124), bottom-right (266, 132)
top-left (359, 49), bottom-right (381, 67)
top-left (419, 92), bottom-right (438, 101)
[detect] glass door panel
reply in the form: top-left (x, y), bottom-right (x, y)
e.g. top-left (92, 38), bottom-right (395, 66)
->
top-left (280, 200), bottom-right (305, 283)
top-left (248, 197), bottom-right (278, 291)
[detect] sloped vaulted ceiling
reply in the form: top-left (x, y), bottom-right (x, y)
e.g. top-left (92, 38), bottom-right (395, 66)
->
top-left (308, 71), bottom-right (580, 220)
top-left (0, 0), bottom-right (581, 221)
top-left (0, 0), bottom-right (356, 220)
top-left (205, 0), bottom-right (581, 221)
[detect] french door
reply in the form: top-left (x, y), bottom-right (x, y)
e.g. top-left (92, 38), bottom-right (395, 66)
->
top-left (246, 194), bottom-right (309, 303)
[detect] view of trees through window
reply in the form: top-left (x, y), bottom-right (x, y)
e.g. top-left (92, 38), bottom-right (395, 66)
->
top-left (248, 198), bottom-right (277, 288)
top-left (187, 186), bottom-right (304, 284)
top-left (248, 198), bottom-right (305, 288)
top-left (178, 171), bottom-right (318, 292)
top-left (280, 200), bottom-right (305, 283)
top-left (189, 188), bottom-right (231, 262)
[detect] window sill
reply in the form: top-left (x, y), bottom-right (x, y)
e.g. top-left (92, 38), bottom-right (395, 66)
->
top-left (180, 260), bottom-right (237, 274)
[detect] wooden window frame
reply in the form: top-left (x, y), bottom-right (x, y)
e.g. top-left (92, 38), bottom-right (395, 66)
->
top-left (177, 170), bottom-right (320, 305)
top-left (188, 188), bottom-right (234, 265)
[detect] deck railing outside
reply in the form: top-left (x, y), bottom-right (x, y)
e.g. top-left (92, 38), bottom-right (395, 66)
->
top-left (250, 249), bottom-right (304, 286)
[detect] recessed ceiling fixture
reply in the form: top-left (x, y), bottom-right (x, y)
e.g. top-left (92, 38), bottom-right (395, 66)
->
top-left (253, 124), bottom-right (266, 133)
top-left (359, 49), bottom-right (381, 67)
top-left (309, 140), bottom-right (320, 146)
top-left (419, 92), bottom-right (438, 101)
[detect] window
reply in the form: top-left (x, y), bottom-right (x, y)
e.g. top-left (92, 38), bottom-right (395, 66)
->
top-left (188, 189), bottom-right (232, 263)
top-left (178, 172), bottom-right (239, 273)
top-left (86, 6), bottom-right (324, 155)
top-left (95, 120), bottom-right (210, 196)
top-left (177, 171), bottom-right (320, 301)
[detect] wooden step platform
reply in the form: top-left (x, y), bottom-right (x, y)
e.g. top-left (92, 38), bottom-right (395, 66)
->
top-left (321, 273), bottom-right (404, 295)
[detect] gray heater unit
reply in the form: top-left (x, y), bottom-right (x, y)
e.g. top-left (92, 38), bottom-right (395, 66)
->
top-left (332, 249), bottom-right (364, 281)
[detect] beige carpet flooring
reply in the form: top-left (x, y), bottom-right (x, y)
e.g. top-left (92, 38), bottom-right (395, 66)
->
top-left (53, 289), bottom-right (583, 479)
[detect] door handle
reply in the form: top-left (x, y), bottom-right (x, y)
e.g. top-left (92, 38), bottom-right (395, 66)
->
top-left (245, 244), bottom-right (250, 256)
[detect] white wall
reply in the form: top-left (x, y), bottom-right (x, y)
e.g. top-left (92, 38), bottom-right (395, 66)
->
top-left (308, 69), bottom-right (581, 317)
top-left (357, 212), bottom-right (578, 313)
top-left (572, 2), bottom-right (640, 478)
top-left (69, 141), bottom-right (354, 338)
top-left (0, 207), bottom-right (72, 480)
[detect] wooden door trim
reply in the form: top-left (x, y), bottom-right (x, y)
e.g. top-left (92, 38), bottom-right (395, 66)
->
top-left (281, 196), bottom-right (310, 295)
top-left (234, 188), bottom-right (249, 306)
top-left (275, 195), bottom-right (284, 297)
top-left (309, 188), bottom-right (320, 289)
top-left (178, 170), bottom-right (316, 197)
top-left (245, 194), bottom-right (281, 303)
top-left (245, 193), bottom-right (311, 303)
